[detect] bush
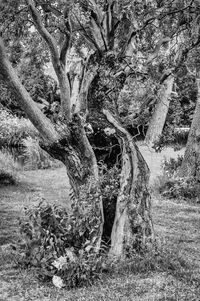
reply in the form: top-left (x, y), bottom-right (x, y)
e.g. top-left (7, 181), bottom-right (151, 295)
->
top-left (0, 149), bottom-right (20, 185)
top-left (0, 108), bottom-right (38, 148)
top-left (22, 137), bottom-right (61, 170)
top-left (162, 155), bottom-right (183, 177)
top-left (160, 177), bottom-right (200, 201)
top-left (155, 156), bottom-right (200, 202)
top-left (18, 197), bottom-right (105, 288)
top-left (16, 165), bottom-right (121, 287)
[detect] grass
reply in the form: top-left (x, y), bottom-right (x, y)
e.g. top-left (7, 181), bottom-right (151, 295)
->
top-left (0, 148), bottom-right (200, 300)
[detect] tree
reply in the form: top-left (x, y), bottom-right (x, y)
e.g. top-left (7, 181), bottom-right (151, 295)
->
top-left (179, 73), bottom-right (200, 178)
top-left (1, 0), bottom-right (198, 257)
top-left (179, 44), bottom-right (200, 178)
top-left (0, 0), bottom-right (157, 256)
top-left (144, 0), bottom-right (200, 146)
top-left (144, 75), bottom-right (175, 146)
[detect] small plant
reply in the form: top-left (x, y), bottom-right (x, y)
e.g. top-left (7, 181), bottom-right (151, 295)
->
top-left (155, 156), bottom-right (200, 202)
top-left (160, 177), bottom-right (200, 201)
top-left (18, 196), bottom-right (105, 288)
top-left (0, 149), bottom-right (20, 185)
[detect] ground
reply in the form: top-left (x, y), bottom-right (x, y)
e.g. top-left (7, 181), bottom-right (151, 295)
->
top-left (0, 147), bottom-right (200, 301)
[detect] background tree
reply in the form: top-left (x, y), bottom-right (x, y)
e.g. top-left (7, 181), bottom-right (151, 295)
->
top-left (178, 46), bottom-right (200, 178)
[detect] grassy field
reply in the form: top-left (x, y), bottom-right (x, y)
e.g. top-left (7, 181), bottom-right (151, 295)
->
top-left (0, 148), bottom-right (200, 301)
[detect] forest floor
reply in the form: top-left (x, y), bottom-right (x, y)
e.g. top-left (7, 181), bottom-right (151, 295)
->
top-left (0, 147), bottom-right (200, 301)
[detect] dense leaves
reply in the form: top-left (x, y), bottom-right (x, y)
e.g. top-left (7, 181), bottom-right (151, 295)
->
top-left (18, 196), bottom-right (105, 287)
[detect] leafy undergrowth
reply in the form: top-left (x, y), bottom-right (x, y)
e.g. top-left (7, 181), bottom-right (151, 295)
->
top-left (0, 167), bottom-right (200, 300)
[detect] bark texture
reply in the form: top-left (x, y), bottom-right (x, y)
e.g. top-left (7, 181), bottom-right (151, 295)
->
top-left (103, 110), bottom-right (154, 257)
top-left (145, 75), bottom-right (174, 146)
top-left (179, 77), bottom-right (200, 178)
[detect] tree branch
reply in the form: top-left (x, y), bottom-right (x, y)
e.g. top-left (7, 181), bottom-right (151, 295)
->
top-left (0, 37), bottom-right (60, 143)
top-left (26, 0), bottom-right (60, 66)
top-left (59, 2), bottom-right (72, 66)
top-left (60, 35), bottom-right (70, 66)
top-left (26, 0), bottom-right (71, 119)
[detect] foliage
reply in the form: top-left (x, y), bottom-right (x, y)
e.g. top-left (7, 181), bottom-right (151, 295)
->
top-left (0, 1), bottom-right (57, 116)
top-left (0, 108), bottom-right (38, 148)
top-left (17, 164), bottom-right (122, 287)
top-left (18, 197), bottom-right (105, 288)
top-left (155, 156), bottom-right (200, 202)
top-left (162, 155), bottom-right (183, 178)
top-left (22, 137), bottom-right (61, 170)
top-left (160, 177), bottom-right (200, 202)
top-left (0, 149), bottom-right (20, 185)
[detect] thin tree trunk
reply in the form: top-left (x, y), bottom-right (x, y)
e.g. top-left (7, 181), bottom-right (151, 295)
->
top-left (179, 77), bottom-right (200, 179)
top-left (145, 75), bottom-right (174, 146)
top-left (103, 110), bottom-right (154, 257)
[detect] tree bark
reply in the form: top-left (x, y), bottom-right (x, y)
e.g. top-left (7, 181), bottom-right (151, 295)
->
top-left (145, 75), bottom-right (174, 146)
top-left (179, 77), bottom-right (200, 179)
top-left (103, 110), bottom-right (154, 257)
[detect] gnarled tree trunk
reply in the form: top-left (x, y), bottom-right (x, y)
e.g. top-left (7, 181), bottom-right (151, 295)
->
top-left (145, 75), bottom-right (174, 146)
top-left (103, 110), bottom-right (154, 257)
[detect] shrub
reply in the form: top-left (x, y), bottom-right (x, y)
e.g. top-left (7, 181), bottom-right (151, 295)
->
top-left (18, 197), bottom-right (105, 288)
top-left (162, 155), bottom-right (183, 177)
top-left (0, 108), bottom-right (38, 148)
top-left (160, 177), bottom-right (200, 202)
top-left (155, 156), bottom-right (200, 202)
top-left (22, 137), bottom-right (61, 170)
top-left (0, 149), bottom-right (20, 185)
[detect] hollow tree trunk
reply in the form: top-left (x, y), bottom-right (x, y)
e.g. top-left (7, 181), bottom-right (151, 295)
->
top-left (179, 77), bottom-right (200, 179)
top-left (145, 75), bottom-right (174, 146)
top-left (103, 110), bottom-right (154, 257)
